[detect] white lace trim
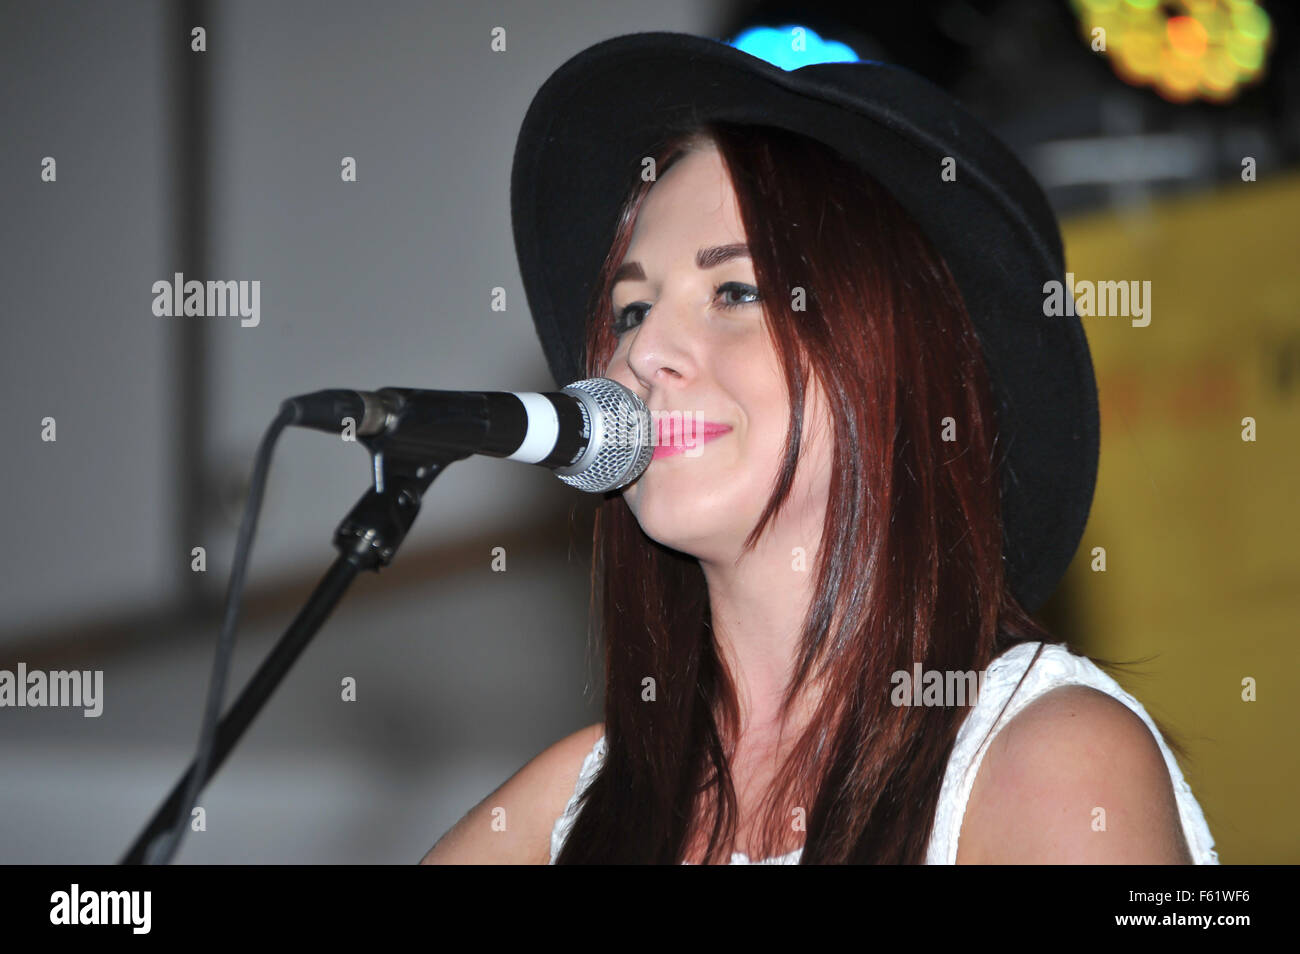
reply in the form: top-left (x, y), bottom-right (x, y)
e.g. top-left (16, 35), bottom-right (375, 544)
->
top-left (549, 641), bottom-right (1220, 865)
top-left (548, 733), bottom-right (804, 864)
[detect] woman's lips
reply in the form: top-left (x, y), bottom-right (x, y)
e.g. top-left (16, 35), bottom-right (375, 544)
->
top-left (651, 418), bottom-right (732, 460)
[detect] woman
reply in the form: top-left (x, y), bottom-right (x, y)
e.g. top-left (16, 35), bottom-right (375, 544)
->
top-left (423, 32), bottom-right (1219, 865)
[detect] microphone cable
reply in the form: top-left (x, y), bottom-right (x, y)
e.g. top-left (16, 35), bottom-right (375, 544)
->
top-left (135, 403), bottom-right (295, 864)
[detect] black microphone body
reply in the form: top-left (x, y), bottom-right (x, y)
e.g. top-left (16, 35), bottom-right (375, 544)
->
top-left (281, 378), bottom-right (653, 493)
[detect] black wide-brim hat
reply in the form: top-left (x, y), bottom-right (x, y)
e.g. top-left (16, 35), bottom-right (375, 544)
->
top-left (510, 31), bottom-right (1099, 616)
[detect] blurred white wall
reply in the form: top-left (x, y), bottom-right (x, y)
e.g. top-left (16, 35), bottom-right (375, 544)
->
top-left (0, 0), bottom-right (716, 863)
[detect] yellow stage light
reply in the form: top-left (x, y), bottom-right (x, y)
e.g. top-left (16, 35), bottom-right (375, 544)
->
top-left (1070, 0), bottom-right (1273, 102)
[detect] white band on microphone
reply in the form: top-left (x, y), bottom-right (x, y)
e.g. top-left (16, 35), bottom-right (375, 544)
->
top-left (505, 391), bottom-right (559, 464)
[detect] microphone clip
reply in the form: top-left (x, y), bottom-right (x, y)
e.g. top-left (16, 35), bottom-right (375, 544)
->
top-left (338, 422), bottom-right (470, 572)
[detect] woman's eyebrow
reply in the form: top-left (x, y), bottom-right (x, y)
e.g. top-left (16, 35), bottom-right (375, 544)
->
top-left (696, 243), bottom-right (750, 269)
top-left (612, 244), bottom-right (751, 287)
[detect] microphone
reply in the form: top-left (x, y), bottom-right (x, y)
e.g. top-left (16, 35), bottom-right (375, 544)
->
top-left (281, 377), bottom-right (653, 493)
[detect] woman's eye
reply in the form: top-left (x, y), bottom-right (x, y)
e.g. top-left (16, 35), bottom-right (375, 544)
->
top-left (613, 302), bottom-right (649, 335)
top-left (716, 282), bottom-right (760, 308)
top-left (612, 283), bottom-right (760, 336)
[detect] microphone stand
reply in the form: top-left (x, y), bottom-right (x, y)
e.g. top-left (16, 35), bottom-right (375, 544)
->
top-left (122, 433), bottom-right (468, 864)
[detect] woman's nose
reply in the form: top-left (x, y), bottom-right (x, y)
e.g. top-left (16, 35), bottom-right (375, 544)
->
top-left (623, 293), bottom-right (695, 388)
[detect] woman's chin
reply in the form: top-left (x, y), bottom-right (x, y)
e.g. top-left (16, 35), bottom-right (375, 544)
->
top-left (628, 501), bottom-right (710, 553)
top-left (624, 469), bottom-right (743, 552)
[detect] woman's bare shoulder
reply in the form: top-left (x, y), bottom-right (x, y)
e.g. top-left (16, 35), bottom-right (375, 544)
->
top-left (955, 685), bottom-right (1191, 864)
top-left (420, 722), bottom-right (604, 864)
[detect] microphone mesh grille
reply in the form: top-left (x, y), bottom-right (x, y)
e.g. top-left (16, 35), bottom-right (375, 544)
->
top-left (555, 377), bottom-right (653, 493)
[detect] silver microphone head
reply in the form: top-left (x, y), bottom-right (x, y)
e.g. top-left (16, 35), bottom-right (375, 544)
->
top-left (553, 377), bottom-right (653, 493)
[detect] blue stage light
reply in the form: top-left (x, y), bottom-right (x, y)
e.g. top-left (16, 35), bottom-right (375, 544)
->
top-left (726, 24), bottom-right (861, 70)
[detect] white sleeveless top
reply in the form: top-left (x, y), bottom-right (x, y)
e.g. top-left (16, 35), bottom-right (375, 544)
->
top-left (549, 641), bottom-right (1220, 864)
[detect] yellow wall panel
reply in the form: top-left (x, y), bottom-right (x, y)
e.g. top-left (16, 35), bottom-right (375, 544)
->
top-left (1054, 173), bottom-right (1300, 863)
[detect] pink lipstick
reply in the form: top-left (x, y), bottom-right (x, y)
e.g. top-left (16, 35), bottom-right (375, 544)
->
top-left (652, 417), bottom-right (732, 460)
